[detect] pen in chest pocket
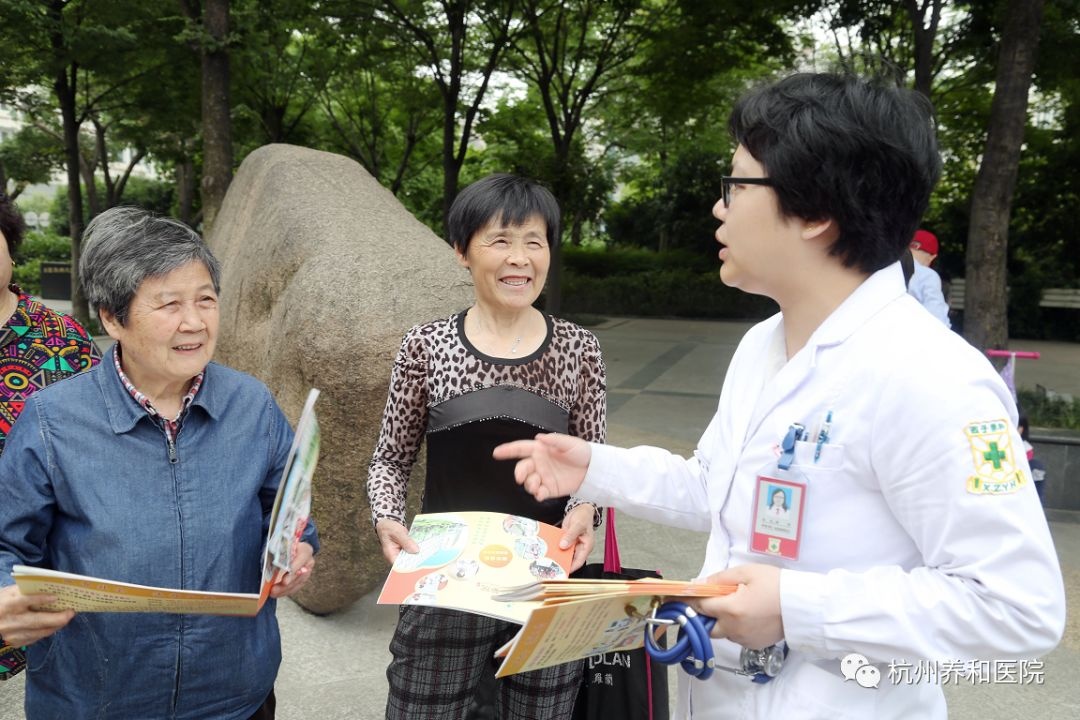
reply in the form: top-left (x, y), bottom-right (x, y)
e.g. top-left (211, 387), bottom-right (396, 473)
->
top-left (814, 410), bottom-right (833, 464)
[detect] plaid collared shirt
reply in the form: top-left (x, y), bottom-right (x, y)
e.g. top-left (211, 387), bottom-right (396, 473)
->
top-left (112, 345), bottom-right (204, 443)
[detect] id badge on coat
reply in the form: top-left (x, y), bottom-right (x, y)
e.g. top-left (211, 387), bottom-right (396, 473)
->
top-left (749, 467), bottom-right (807, 560)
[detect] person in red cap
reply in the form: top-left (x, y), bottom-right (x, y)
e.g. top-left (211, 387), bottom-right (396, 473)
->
top-left (910, 228), bottom-right (940, 266)
top-left (907, 229), bottom-right (951, 327)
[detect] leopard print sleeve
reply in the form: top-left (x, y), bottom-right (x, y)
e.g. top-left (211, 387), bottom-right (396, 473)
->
top-left (567, 329), bottom-right (607, 444)
top-left (565, 327), bottom-right (607, 528)
top-left (367, 327), bottom-right (430, 527)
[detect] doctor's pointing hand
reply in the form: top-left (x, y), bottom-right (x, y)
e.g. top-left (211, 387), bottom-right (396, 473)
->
top-left (494, 433), bottom-right (786, 651)
top-left (494, 432), bottom-right (591, 502)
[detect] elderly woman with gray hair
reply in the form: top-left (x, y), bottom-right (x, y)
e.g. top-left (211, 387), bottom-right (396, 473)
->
top-left (0, 206), bottom-right (318, 719)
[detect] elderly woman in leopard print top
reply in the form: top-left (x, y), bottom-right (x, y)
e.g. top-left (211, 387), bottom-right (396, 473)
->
top-left (368, 174), bottom-right (606, 720)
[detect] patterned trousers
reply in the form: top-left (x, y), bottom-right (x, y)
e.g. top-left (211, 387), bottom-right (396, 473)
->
top-left (386, 605), bottom-right (583, 719)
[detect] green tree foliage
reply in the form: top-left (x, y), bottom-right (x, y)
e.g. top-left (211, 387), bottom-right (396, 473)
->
top-left (334, 0), bottom-right (522, 229)
top-left (49, 177), bottom-right (176, 237)
top-left (0, 125), bottom-right (64, 199)
top-left (474, 91), bottom-right (616, 248)
top-left (0, 0), bottom-right (1076, 340)
top-left (509, 0), bottom-right (648, 229)
top-left (0, 0), bottom-right (190, 323)
top-left (816, 0), bottom-right (1079, 342)
top-left (314, 3), bottom-right (442, 202)
top-left (605, 147), bottom-right (728, 259)
top-left (595, 1), bottom-right (811, 258)
top-left (232, 0), bottom-right (333, 152)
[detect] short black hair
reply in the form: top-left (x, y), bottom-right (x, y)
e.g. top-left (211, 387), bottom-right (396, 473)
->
top-left (446, 174), bottom-right (561, 253)
top-left (729, 72), bottom-right (942, 274)
top-left (0, 192), bottom-right (27, 258)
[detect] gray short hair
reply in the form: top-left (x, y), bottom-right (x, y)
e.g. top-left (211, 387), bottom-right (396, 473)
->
top-left (79, 206), bottom-right (222, 326)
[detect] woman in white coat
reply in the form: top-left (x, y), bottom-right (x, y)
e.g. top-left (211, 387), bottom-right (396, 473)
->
top-left (494, 71), bottom-right (1065, 719)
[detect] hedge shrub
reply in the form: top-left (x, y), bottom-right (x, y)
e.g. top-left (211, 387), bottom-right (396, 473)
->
top-left (562, 245), bottom-right (715, 276)
top-left (559, 245), bottom-right (776, 320)
top-left (562, 268), bottom-right (777, 320)
top-left (11, 231), bottom-right (71, 295)
top-left (1018, 388), bottom-right (1080, 431)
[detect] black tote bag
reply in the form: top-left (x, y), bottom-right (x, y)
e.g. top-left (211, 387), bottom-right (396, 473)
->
top-left (571, 509), bottom-right (670, 720)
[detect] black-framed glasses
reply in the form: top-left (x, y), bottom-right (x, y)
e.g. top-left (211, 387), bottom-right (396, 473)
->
top-left (721, 176), bottom-right (774, 207)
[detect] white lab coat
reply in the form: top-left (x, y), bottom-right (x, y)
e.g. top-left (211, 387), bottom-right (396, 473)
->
top-left (579, 263), bottom-right (1064, 719)
top-left (907, 262), bottom-right (951, 327)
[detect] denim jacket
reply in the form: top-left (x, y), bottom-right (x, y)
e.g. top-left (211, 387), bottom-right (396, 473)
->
top-left (0, 350), bottom-right (320, 719)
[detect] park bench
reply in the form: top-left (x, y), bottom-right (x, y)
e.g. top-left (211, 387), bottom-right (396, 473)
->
top-left (947, 279), bottom-right (1080, 310)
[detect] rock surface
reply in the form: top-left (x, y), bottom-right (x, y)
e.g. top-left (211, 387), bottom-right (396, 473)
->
top-left (208, 143), bottom-right (472, 614)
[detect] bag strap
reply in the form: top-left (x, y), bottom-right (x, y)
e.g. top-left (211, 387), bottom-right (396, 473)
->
top-left (602, 508), bottom-right (656, 720)
top-left (646, 652), bottom-right (655, 720)
top-left (603, 507), bottom-right (621, 574)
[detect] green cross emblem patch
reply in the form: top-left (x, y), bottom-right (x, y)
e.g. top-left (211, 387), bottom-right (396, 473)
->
top-left (964, 419), bottom-right (1027, 495)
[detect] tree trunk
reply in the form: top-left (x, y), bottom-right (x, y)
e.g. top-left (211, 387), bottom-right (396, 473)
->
top-left (80, 154), bottom-right (101, 218)
top-left (543, 148), bottom-right (574, 316)
top-left (963, 0), bottom-right (1045, 351)
top-left (200, 0), bottom-right (233, 233)
top-left (54, 66), bottom-right (90, 326)
top-left (905, 0), bottom-right (942, 98)
top-left (177, 154), bottom-right (197, 226)
top-left (545, 243), bottom-right (563, 315)
top-left (113, 148), bottom-right (147, 205)
top-left (262, 105), bottom-right (286, 144)
top-left (440, 94), bottom-right (459, 230)
top-left (93, 117), bottom-right (116, 207)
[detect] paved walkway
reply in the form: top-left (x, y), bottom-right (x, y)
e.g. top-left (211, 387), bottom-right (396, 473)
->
top-left (2, 316), bottom-right (1078, 718)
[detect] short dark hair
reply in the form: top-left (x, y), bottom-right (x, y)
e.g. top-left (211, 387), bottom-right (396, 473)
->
top-left (729, 72), bottom-right (941, 274)
top-left (0, 192), bottom-right (27, 258)
top-left (446, 174), bottom-right (561, 253)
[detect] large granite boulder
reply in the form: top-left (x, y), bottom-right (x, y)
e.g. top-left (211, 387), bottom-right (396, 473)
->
top-left (208, 144), bottom-right (473, 614)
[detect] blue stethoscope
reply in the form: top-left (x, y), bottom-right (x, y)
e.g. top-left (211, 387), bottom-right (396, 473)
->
top-left (645, 422), bottom-right (801, 682)
top-left (643, 601), bottom-right (787, 683)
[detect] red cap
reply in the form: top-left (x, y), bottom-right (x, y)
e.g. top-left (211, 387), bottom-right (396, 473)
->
top-left (910, 229), bottom-right (939, 256)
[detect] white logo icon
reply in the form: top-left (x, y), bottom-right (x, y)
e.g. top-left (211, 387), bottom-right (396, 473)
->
top-left (841, 653), bottom-right (878, 688)
top-left (855, 664), bottom-right (881, 688)
top-left (840, 652), bottom-right (868, 681)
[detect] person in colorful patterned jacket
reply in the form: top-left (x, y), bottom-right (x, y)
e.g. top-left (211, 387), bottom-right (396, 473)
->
top-left (0, 192), bottom-right (100, 682)
top-left (368, 173), bottom-right (606, 719)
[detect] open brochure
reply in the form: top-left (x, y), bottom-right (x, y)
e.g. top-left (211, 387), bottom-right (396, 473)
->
top-left (12, 388), bottom-right (321, 616)
top-left (376, 512), bottom-right (737, 676)
top-left (376, 512), bottom-right (574, 624)
top-left (491, 578), bottom-right (737, 678)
